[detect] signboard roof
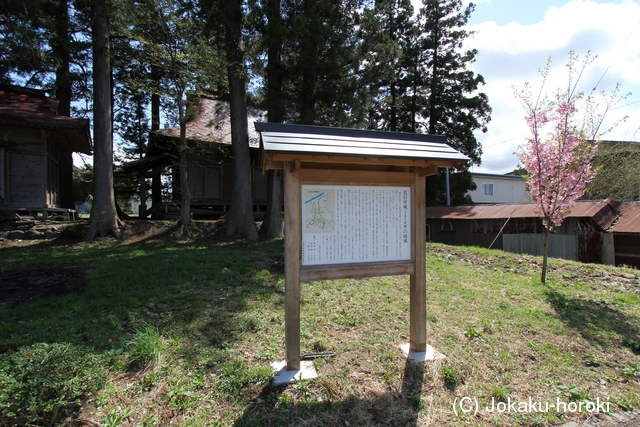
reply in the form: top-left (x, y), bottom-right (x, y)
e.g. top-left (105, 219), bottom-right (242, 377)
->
top-left (256, 122), bottom-right (469, 166)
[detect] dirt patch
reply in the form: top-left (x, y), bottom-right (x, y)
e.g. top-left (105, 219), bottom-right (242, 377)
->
top-left (0, 219), bottom-right (231, 247)
top-left (106, 219), bottom-right (228, 245)
top-left (0, 265), bottom-right (88, 307)
top-left (257, 255), bottom-right (285, 275)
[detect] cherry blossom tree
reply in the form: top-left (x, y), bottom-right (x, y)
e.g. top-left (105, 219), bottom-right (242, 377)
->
top-left (515, 52), bottom-right (625, 283)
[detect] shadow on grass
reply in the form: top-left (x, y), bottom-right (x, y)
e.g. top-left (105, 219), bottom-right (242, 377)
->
top-left (233, 359), bottom-right (426, 426)
top-left (544, 288), bottom-right (640, 351)
top-left (0, 236), bottom-right (287, 424)
top-left (0, 237), bottom-right (285, 354)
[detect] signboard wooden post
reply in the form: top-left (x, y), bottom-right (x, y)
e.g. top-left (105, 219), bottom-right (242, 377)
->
top-left (257, 123), bottom-right (468, 372)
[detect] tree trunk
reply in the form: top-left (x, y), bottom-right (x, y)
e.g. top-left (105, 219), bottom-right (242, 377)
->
top-left (150, 68), bottom-right (163, 208)
top-left (260, 170), bottom-right (283, 238)
top-left (299, 0), bottom-right (318, 125)
top-left (541, 228), bottom-right (550, 284)
top-left (224, 0), bottom-right (257, 240)
top-left (428, 27), bottom-right (439, 135)
top-left (85, 0), bottom-right (121, 240)
top-left (178, 147), bottom-right (191, 235)
top-left (51, 0), bottom-right (75, 209)
top-left (390, 82), bottom-right (397, 132)
top-left (260, 0), bottom-right (284, 238)
top-left (177, 95), bottom-right (192, 236)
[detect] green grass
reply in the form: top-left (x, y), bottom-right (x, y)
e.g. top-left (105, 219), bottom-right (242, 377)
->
top-left (0, 235), bottom-right (639, 426)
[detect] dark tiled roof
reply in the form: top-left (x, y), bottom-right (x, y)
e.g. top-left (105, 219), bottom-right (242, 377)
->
top-left (152, 97), bottom-right (266, 148)
top-left (0, 84), bottom-right (92, 154)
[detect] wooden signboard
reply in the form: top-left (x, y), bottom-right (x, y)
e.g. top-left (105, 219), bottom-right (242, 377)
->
top-left (257, 123), bottom-right (468, 371)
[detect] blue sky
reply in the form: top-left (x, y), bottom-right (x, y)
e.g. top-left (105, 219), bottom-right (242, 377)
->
top-left (462, 0), bottom-right (640, 174)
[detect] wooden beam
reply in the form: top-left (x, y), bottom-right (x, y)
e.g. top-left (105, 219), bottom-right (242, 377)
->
top-left (410, 170), bottom-right (427, 352)
top-left (299, 169), bottom-right (413, 185)
top-left (418, 164), bottom-right (439, 177)
top-left (269, 153), bottom-right (464, 170)
top-left (284, 162), bottom-right (302, 371)
top-left (301, 261), bottom-right (415, 282)
top-left (291, 159), bottom-right (301, 174)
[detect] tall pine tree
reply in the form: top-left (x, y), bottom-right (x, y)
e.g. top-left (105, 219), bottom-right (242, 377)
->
top-left (85, 0), bottom-right (121, 239)
top-left (420, 0), bottom-right (491, 205)
top-left (420, 0), bottom-right (489, 163)
top-left (359, 0), bottom-right (422, 132)
top-left (283, 0), bottom-right (366, 127)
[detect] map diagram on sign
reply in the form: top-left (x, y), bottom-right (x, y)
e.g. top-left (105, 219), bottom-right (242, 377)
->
top-left (304, 189), bottom-right (336, 233)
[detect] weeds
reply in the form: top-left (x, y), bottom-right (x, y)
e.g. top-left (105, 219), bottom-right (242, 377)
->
top-left (618, 362), bottom-right (640, 378)
top-left (555, 383), bottom-right (593, 403)
top-left (0, 343), bottom-right (107, 426)
top-left (441, 365), bottom-right (461, 390)
top-left (1, 238), bottom-right (639, 425)
top-left (126, 324), bottom-right (163, 371)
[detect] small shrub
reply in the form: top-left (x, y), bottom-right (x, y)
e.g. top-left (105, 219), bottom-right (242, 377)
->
top-left (126, 324), bottom-right (163, 371)
top-left (103, 408), bottom-right (133, 427)
top-left (490, 385), bottom-right (509, 402)
top-left (311, 339), bottom-right (328, 353)
top-left (0, 342), bottom-right (106, 427)
top-left (59, 224), bottom-right (87, 239)
top-left (623, 338), bottom-right (640, 354)
top-left (555, 383), bottom-right (592, 402)
top-left (464, 327), bottom-right (484, 340)
top-left (441, 365), bottom-right (460, 390)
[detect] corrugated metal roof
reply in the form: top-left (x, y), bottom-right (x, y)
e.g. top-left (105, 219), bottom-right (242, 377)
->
top-left (609, 204), bottom-right (640, 233)
top-left (471, 172), bottom-right (525, 180)
top-left (425, 200), bottom-right (621, 231)
top-left (255, 122), bottom-right (469, 164)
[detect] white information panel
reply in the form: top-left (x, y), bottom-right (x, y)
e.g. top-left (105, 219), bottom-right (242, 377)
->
top-left (301, 185), bottom-right (411, 266)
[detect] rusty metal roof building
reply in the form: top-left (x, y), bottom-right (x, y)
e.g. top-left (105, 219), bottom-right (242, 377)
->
top-left (609, 203), bottom-right (640, 234)
top-left (425, 199), bottom-right (621, 231)
top-left (426, 200), bottom-right (640, 267)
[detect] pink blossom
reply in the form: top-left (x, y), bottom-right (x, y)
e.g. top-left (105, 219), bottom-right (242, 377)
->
top-left (518, 100), bottom-right (598, 231)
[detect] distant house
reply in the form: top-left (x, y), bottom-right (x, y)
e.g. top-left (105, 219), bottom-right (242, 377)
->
top-left (123, 95), bottom-right (268, 219)
top-left (0, 84), bottom-right (92, 220)
top-left (425, 200), bottom-right (620, 265)
top-left (468, 173), bottom-right (529, 204)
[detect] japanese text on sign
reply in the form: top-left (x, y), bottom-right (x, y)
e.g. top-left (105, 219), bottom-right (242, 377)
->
top-left (302, 185), bottom-right (411, 266)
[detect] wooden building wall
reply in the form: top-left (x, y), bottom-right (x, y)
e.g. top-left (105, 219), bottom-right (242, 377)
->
top-left (167, 148), bottom-right (269, 218)
top-left (176, 149), bottom-right (268, 204)
top-left (1, 127), bottom-right (59, 208)
top-left (613, 233), bottom-right (640, 268)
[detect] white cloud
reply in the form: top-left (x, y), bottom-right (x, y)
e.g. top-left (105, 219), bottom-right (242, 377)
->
top-left (464, 0), bottom-right (640, 173)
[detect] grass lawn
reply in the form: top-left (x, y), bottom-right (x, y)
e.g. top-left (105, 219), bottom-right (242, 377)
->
top-left (0, 222), bottom-right (638, 426)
